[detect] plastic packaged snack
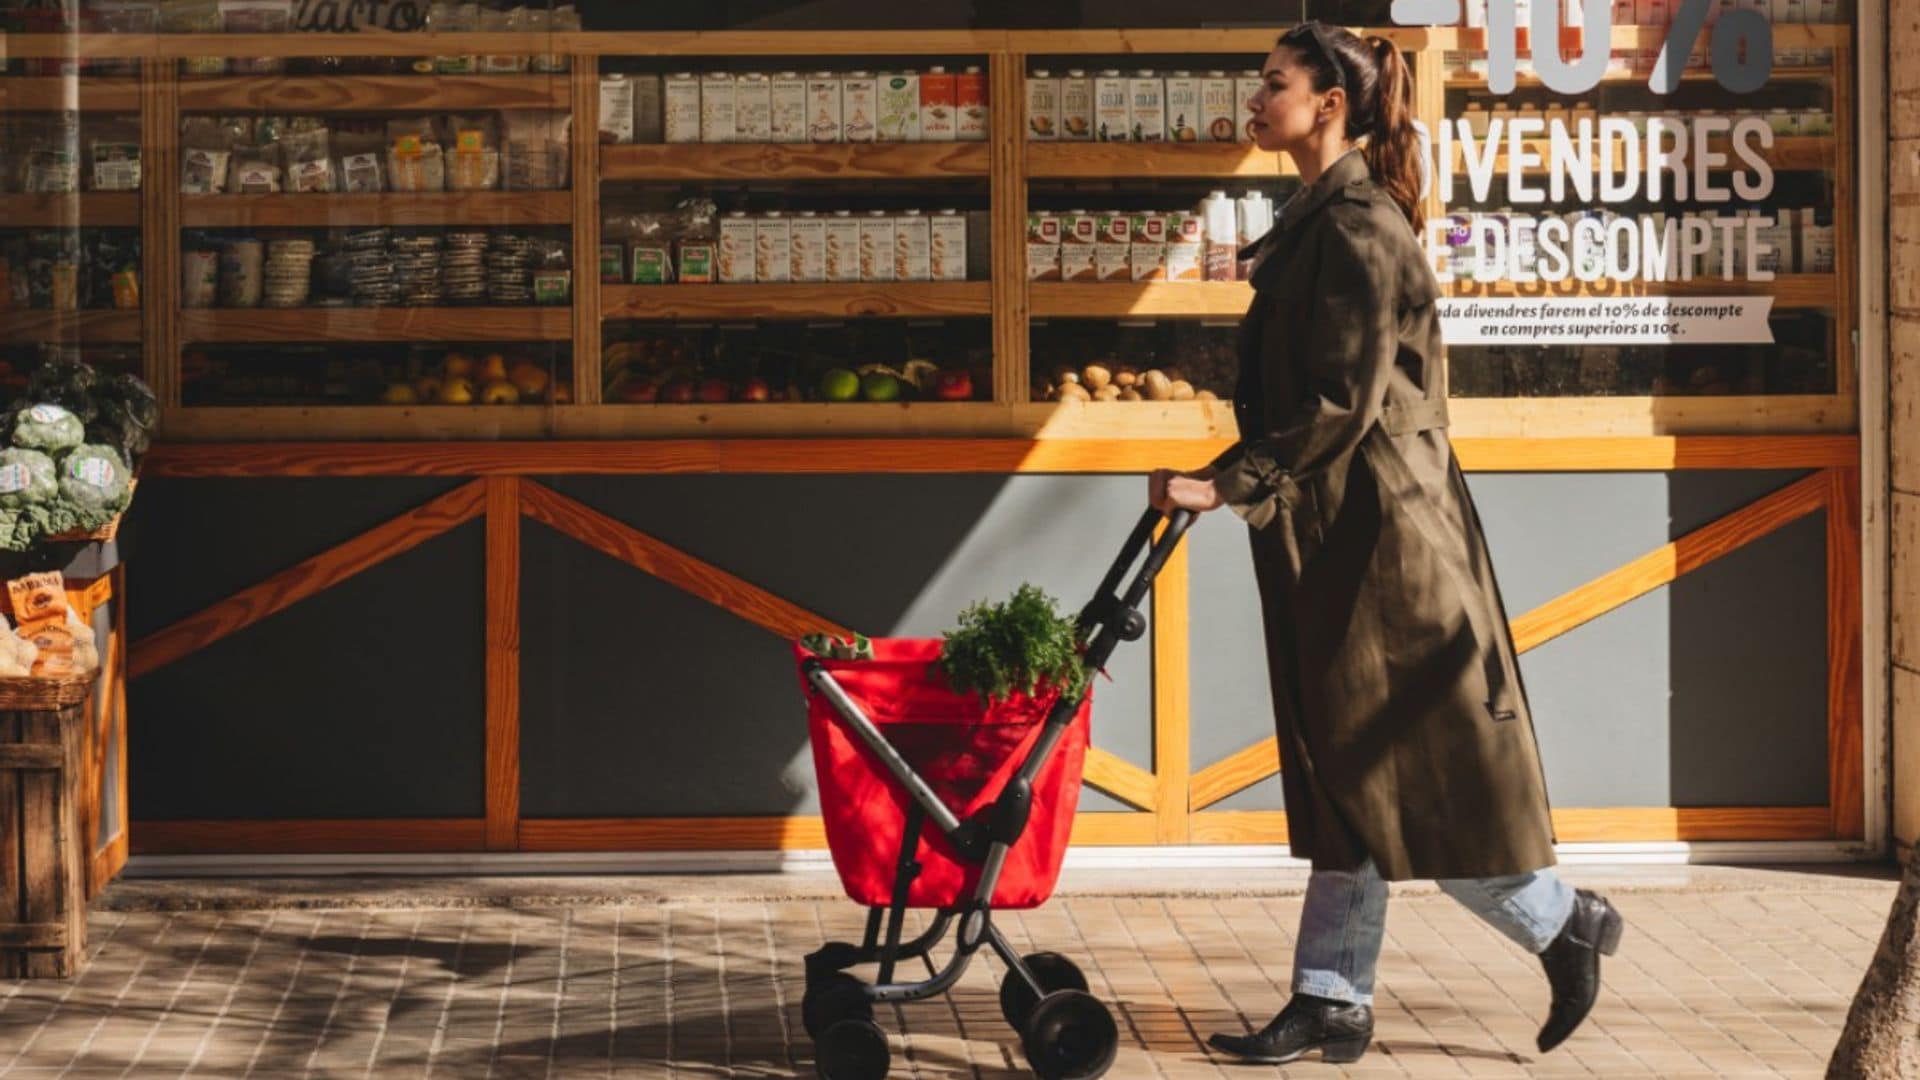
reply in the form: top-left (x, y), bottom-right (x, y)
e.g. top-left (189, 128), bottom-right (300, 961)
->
top-left (281, 125), bottom-right (335, 193)
top-left (87, 118), bottom-right (143, 192)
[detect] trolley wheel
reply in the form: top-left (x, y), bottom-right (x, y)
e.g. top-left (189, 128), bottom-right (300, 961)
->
top-left (815, 1017), bottom-right (890, 1080)
top-left (802, 973), bottom-right (873, 1040)
top-left (1000, 952), bottom-right (1091, 1030)
top-left (1022, 989), bottom-right (1118, 1080)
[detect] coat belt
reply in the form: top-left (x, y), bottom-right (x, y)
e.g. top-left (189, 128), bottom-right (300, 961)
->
top-left (1380, 397), bottom-right (1449, 436)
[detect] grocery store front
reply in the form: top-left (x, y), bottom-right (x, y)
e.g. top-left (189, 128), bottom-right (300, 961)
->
top-left (0, 0), bottom-right (1881, 873)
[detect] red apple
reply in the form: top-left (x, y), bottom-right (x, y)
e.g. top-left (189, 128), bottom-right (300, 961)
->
top-left (696, 377), bottom-right (733, 403)
top-left (934, 369), bottom-right (974, 401)
top-left (616, 378), bottom-right (660, 403)
top-left (740, 377), bottom-right (771, 402)
top-left (660, 379), bottom-right (697, 404)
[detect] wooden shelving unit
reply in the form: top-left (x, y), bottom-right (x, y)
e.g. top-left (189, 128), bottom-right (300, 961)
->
top-left (604, 283), bottom-right (992, 321)
top-left (600, 142), bottom-right (990, 181)
top-left (1032, 282), bottom-right (1254, 318)
top-left (0, 77), bottom-right (141, 112)
top-left (178, 191), bottom-right (573, 228)
top-left (0, 193), bottom-right (142, 228)
top-left (178, 307), bottom-right (572, 344)
top-left (176, 74), bottom-right (570, 112)
top-left (1027, 142), bottom-right (1290, 179)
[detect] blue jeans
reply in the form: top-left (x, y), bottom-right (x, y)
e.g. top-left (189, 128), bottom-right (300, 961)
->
top-left (1291, 859), bottom-right (1576, 1006)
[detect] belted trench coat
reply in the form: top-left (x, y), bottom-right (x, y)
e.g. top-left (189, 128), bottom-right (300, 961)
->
top-left (1209, 149), bottom-right (1557, 882)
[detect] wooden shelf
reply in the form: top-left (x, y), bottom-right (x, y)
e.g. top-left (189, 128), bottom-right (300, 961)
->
top-left (177, 307), bottom-right (572, 344)
top-left (1447, 274), bottom-right (1839, 308)
top-left (1448, 394), bottom-right (1854, 437)
top-left (603, 283), bottom-right (992, 320)
top-left (601, 142), bottom-right (990, 182)
top-left (162, 405), bottom-right (557, 441)
top-left (1031, 282), bottom-right (1253, 318)
top-left (179, 191), bottom-right (572, 228)
top-left (176, 74), bottom-right (570, 112)
top-left (0, 77), bottom-right (141, 112)
top-left (0, 309), bottom-right (142, 344)
top-left (1447, 135), bottom-right (1836, 174)
top-left (0, 192), bottom-right (141, 228)
top-left (554, 400), bottom-right (1239, 440)
top-left (1027, 141), bottom-right (1291, 179)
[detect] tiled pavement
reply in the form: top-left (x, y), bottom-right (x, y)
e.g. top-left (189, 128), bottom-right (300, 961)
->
top-left (0, 867), bottom-right (1897, 1078)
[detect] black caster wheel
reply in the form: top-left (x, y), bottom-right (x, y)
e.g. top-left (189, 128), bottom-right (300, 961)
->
top-left (802, 972), bottom-right (873, 1040)
top-left (815, 1017), bottom-right (890, 1080)
top-left (999, 951), bottom-right (1090, 1030)
top-left (1022, 989), bottom-right (1118, 1080)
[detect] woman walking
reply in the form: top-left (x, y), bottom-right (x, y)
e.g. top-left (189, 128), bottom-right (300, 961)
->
top-left (1148, 22), bottom-right (1624, 1066)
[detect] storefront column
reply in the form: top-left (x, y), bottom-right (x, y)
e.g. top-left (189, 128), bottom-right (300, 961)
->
top-left (1889, 0), bottom-right (1920, 850)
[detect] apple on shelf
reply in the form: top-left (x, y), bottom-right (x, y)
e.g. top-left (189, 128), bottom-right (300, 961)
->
top-left (380, 348), bottom-right (562, 406)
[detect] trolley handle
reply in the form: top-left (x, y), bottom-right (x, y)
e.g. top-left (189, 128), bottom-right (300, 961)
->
top-left (1075, 507), bottom-right (1194, 671)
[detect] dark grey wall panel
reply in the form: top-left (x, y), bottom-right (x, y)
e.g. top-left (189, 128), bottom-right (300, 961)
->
top-left (1185, 511), bottom-right (1277, 783)
top-left (128, 523), bottom-right (486, 820)
top-left (123, 477), bottom-right (466, 636)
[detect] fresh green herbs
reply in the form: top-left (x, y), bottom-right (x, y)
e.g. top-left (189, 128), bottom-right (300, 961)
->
top-left (801, 632), bottom-right (874, 661)
top-left (937, 584), bottom-right (1089, 704)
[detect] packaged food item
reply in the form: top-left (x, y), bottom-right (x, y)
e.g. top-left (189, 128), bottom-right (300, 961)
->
top-left (446, 112), bottom-right (501, 191)
top-left (1095, 71), bottom-right (1130, 142)
top-left (334, 120), bottom-right (387, 192)
top-left (1060, 209), bottom-right (1098, 282)
top-left (665, 73), bottom-right (702, 144)
top-left (1027, 70), bottom-right (1060, 140)
top-left (701, 72), bottom-right (737, 143)
top-left (859, 210), bottom-right (895, 281)
top-left (895, 210), bottom-right (931, 281)
top-left (220, 238), bottom-right (264, 307)
top-left (826, 210), bottom-right (862, 281)
top-left (531, 5), bottom-right (580, 75)
top-left (842, 72), bottom-right (879, 143)
top-left (503, 112), bottom-right (571, 190)
top-left (771, 73), bottom-right (808, 143)
top-left (808, 73), bottom-right (843, 143)
top-left (1236, 191), bottom-right (1274, 277)
top-left (282, 124), bottom-right (334, 193)
top-left (1028, 241), bottom-right (1061, 281)
top-left (163, 0), bottom-right (227, 76)
top-left (930, 209), bottom-right (968, 281)
top-left (533, 240), bottom-right (572, 305)
top-left (428, 1), bottom-right (480, 74)
top-left (477, 5), bottom-right (531, 74)
top-left (1095, 212), bottom-right (1132, 281)
top-left (1060, 70), bottom-right (1093, 141)
top-left (791, 211), bottom-right (826, 282)
top-left (756, 212), bottom-right (792, 283)
top-left (87, 119), bottom-right (142, 192)
top-left (220, 0), bottom-right (293, 76)
top-left (1130, 72), bottom-right (1166, 142)
top-left (599, 74), bottom-right (637, 144)
top-left (228, 147), bottom-right (284, 194)
top-left (628, 215), bottom-right (675, 285)
top-left (878, 73), bottom-right (921, 142)
top-left (1165, 72), bottom-right (1201, 143)
top-left (17, 117), bottom-right (79, 194)
top-left (1130, 213), bottom-right (1167, 281)
top-left (921, 67), bottom-right (957, 142)
top-left (1236, 71), bottom-right (1263, 142)
top-left (720, 211), bottom-right (756, 283)
top-left (1202, 72), bottom-right (1238, 142)
top-left (386, 117), bottom-right (445, 192)
top-left (1202, 189), bottom-right (1237, 281)
top-left (736, 73), bottom-right (773, 143)
top-left (956, 66), bottom-right (989, 141)
top-left (1166, 211), bottom-right (1203, 281)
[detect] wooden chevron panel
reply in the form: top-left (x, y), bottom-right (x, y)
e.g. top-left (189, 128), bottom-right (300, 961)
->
top-left (1082, 748), bottom-right (1156, 811)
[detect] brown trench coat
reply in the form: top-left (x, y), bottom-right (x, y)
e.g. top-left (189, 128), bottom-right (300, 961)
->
top-left (1208, 150), bottom-right (1558, 882)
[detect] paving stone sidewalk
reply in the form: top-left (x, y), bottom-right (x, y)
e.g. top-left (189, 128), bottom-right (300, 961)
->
top-left (0, 865), bottom-right (1897, 1078)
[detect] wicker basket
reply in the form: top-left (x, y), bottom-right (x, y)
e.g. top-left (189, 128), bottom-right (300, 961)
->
top-left (42, 480), bottom-right (134, 545)
top-left (0, 671), bottom-right (95, 709)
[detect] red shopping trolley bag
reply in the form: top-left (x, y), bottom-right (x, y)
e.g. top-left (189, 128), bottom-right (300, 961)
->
top-left (797, 638), bottom-right (1091, 910)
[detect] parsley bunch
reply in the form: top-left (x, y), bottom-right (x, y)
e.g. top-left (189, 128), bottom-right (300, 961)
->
top-left (937, 584), bottom-right (1089, 704)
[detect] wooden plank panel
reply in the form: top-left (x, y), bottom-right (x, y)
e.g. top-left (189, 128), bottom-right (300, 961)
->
top-left (572, 56), bottom-right (602, 407)
top-left (0, 77), bottom-right (141, 112)
top-left (178, 191), bottom-right (573, 228)
top-left (519, 480), bottom-right (854, 641)
top-left (1069, 813), bottom-right (1158, 845)
top-left (520, 816), bottom-right (828, 851)
top-left (1082, 748), bottom-right (1156, 812)
top-left (603, 283), bottom-right (993, 320)
top-left (0, 924), bottom-right (67, 949)
top-left (1511, 471), bottom-right (1831, 653)
top-left (485, 477), bottom-right (521, 852)
top-left (1152, 531), bottom-right (1191, 841)
top-left (176, 74), bottom-right (570, 111)
top-left (139, 435), bottom-right (1861, 477)
top-left (1190, 738), bottom-right (1280, 812)
top-left (161, 407), bottom-right (557, 443)
top-left (0, 713), bottom-right (18, 977)
top-left (1447, 395), bottom-right (1855, 437)
top-left (601, 141), bottom-right (988, 180)
top-left (1187, 810), bottom-right (1290, 845)
top-left (20, 710), bottom-right (59, 976)
top-left (145, 60), bottom-right (181, 409)
top-left (1027, 142), bottom-right (1291, 179)
top-left (128, 480), bottom-right (487, 680)
top-left (990, 52), bottom-right (1030, 405)
top-left (1032, 282), bottom-right (1253, 318)
top-left (0, 310), bottom-right (142, 345)
top-left (178, 307), bottom-right (571, 344)
top-left (0, 193), bottom-right (140, 228)
top-left (1828, 468), bottom-right (1865, 840)
top-left (132, 819), bottom-right (489, 853)
top-left (581, 30), bottom-right (1009, 55)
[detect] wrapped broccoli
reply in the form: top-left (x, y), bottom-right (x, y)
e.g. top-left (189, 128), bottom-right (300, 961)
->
top-left (58, 445), bottom-right (131, 516)
top-left (12, 403), bottom-right (85, 453)
top-left (0, 449), bottom-right (56, 509)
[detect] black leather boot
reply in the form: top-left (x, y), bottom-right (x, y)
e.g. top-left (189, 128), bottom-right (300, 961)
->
top-left (1536, 889), bottom-right (1625, 1053)
top-left (1207, 994), bottom-right (1374, 1065)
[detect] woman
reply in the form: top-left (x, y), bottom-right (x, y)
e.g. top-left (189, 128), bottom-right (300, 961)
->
top-left (1148, 22), bottom-right (1624, 1066)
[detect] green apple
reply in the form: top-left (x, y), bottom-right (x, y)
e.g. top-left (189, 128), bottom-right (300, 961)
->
top-left (821, 368), bottom-right (860, 402)
top-left (860, 372), bottom-right (902, 402)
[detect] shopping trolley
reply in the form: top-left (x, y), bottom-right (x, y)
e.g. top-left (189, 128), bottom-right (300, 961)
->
top-left (794, 507), bottom-right (1195, 1080)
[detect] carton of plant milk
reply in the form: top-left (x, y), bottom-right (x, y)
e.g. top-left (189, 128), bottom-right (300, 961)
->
top-left (1095, 212), bottom-right (1132, 281)
top-left (755, 212), bottom-right (791, 283)
top-left (1027, 212), bottom-right (1062, 281)
top-left (1166, 211), bottom-right (1204, 281)
top-left (895, 210), bottom-right (931, 281)
top-left (1060, 70), bottom-right (1093, 140)
top-left (719, 211), bottom-right (756, 283)
top-left (930, 209), bottom-right (968, 280)
top-left (734, 73), bottom-right (771, 142)
top-left (700, 71), bottom-right (735, 143)
top-left (859, 211), bottom-right (896, 280)
top-left (1027, 70), bottom-right (1060, 140)
top-left (956, 66), bottom-right (988, 140)
top-left (1095, 71), bottom-right (1130, 142)
top-left (1060, 209), bottom-right (1098, 281)
top-left (826, 210), bottom-right (862, 281)
top-left (1236, 70), bottom-right (1263, 142)
top-left (790, 211), bottom-right (826, 282)
top-left (665, 73), bottom-right (701, 143)
top-left (878, 72), bottom-right (921, 141)
top-left (920, 66), bottom-right (957, 141)
top-left (770, 72), bottom-right (808, 143)
top-left (842, 71), bottom-right (878, 143)
top-left (1202, 71), bottom-right (1237, 142)
top-left (1129, 71), bottom-right (1165, 142)
top-left (1165, 72), bottom-right (1201, 142)
top-left (1130, 212), bottom-right (1168, 280)
top-left (807, 72), bottom-right (843, 143)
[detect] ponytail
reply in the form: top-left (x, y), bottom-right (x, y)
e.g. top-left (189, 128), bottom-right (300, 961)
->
top-left (1362, 36), bottom-right (1424, 234)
